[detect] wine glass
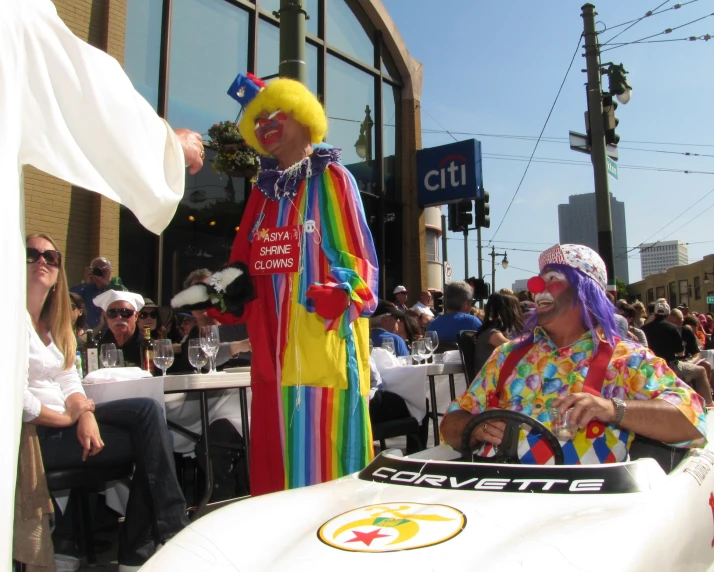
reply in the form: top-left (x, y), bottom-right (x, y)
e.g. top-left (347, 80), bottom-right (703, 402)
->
top-left (424, 331), bottom-right (439, 363)
top-left (381, 337), bottom-right (395, 356)
top-left (100, 343), bottom-right (117, 368)
top-left (152, 339), bottom-right (174, 377)
top-left (410, 340), bottom-right (423, 365)
top-left (199, 325), bottom-right (220, 374)
top-left (188, 339), bottom-right (208, 374)
top-left (417, 339), bottom-right (430, 363)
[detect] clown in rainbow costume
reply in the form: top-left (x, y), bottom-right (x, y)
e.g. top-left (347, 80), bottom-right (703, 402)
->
top-left (209, 76), bottom-right (378, 495)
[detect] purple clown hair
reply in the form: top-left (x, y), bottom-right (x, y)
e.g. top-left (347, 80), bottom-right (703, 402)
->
top-left (520, 264), bottom-right (619, 347)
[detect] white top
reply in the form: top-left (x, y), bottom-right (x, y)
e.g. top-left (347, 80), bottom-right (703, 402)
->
top-left (411, 301), bottom-right (434, 318)
top-left (24, 313), bottom-right (86, 422)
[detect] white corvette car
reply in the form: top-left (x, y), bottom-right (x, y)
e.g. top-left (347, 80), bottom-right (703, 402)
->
top-left (141, 410), bottom-right (714, 571)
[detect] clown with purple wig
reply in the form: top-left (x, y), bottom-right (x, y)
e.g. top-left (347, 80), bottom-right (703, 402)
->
top-left (441, 243), bottom-right (707, 465)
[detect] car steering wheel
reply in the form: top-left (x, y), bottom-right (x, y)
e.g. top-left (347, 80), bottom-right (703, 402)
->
top-left (460, 409), bottom-right (565, 465)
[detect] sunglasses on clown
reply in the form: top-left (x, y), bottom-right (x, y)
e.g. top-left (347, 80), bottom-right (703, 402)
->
top-left (26, 247), bottom-right (62, 267)
top-left (106, 308), bottom-right (135, 319)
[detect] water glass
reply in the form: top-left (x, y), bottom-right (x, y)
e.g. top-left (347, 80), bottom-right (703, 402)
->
top-left (381, 338), bottom-right (395, 356)
top-left (153, 339), bottom-right (175, 377)
top-left (549, 407), bottom-right (578, 439)
top-left (199, 325), bottom-right (220, 374)
top-left (410, 340), bottom-right (426, 364)
top-left (188, 338), bottom-right (208, 374)
top-left (115, 349), bottom-right (125, 367)
top-left (424, 331), bottom-right (439, 362)
top-left (100, 343), bottom-right (117, 368)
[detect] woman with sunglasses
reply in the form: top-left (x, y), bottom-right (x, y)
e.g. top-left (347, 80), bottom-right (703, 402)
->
top-left (25, 234), bottom-right (188, 570)
top-left (69, 291), bottom-right (87, 345)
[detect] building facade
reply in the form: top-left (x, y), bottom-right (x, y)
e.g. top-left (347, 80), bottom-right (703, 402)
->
top-left (25, 0), bottom-right (437, 304)
top-left (628, 253), bottom-right (714, 314)
top-left (557, 192), bottom-right (629, 284)
top-left (639, 240), bottom-right (688, 278)
top-left (512, 278), bottom-right (529, 293)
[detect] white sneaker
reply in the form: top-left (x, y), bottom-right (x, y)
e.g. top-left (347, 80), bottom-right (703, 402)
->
top-left (54, 554), bottom-right (80, 572)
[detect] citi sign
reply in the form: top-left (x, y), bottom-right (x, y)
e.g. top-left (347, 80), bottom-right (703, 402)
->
top-left (417, 138), bottom-right (483, 208)
top-left (424, 154), bottom-right (468, 191)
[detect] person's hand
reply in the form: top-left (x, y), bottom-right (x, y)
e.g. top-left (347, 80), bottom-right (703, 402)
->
top-left (174, 128), bottom-right (205, 174)
top-left (76, 412), bottom-right (104, 461)
top-left (306, 285), bottom-right (349, 320)
top-left (230, 339), bottom-right (252, 356)
top-left (65, 397), bottom-right (95, 424)
top-left (82, 266), bottom-right (92, 283)
top-left (551, 393), bottom-right (616, 429)
top-left (467, 417), bottom-right (506, 449)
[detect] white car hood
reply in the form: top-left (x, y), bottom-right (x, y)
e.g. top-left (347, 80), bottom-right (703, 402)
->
top-left (140, 450), bottom-right (705, 572)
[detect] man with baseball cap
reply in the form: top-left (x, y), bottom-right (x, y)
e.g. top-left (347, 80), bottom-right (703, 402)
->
top-left (94, 290), bottom-right (146, 367)
top-left (393, 285), bottom-right (409, 312)
top-left (442, 243), bottom-right (706, 467)
top-left (369, 300), bottom-right (409, 357)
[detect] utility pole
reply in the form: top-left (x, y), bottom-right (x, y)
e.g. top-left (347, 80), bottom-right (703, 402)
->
top-left (441, 213), bottom-right (448, 289)
top-left (477, 227), bottom-right (484, 308)
top-left (582, 3), bottom-right (616, 293)
top-left (278, 0), bottom-right (307, 83)
top-left (463, 229), bottom-right (469, 280)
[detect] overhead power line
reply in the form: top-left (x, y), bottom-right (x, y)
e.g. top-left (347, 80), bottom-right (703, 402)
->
top-left (601, 0), bottom-right (702, 33)
top-left (488, 34), bottom-right (583, 246)
top-left (601, 11), bottom-right (714, 52)
top-left (601, 0), bottom-right (671, 47)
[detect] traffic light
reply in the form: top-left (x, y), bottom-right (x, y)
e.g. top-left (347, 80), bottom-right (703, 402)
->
top-left (607, 63), bottom-right (631, 103)
top-left (472, 278), bottom-right (490, 300)
top-left (447, 200), bottom-right (473, 232)
top-left (602, 94), bottom-right (619, 146)
top-left (476, 191), bottom-right (490, 228)
top-left (433, 291), bottom-right (444, 315)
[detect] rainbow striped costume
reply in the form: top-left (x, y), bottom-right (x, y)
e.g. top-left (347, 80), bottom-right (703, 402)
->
top-left (228, 148), bottom-right (378, 494)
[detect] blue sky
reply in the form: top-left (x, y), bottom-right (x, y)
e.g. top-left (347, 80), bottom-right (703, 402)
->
top-left (382, 0), bottom-right (714, 289)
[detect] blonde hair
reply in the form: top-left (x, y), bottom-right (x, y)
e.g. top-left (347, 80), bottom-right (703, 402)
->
top-left (239, 78), bottom-right (327, 156)
top-left (27, 233), bottom-right (76, 369)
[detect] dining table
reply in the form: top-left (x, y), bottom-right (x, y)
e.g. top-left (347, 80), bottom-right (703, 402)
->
top-left (84, 368), bottom-right (252, 520)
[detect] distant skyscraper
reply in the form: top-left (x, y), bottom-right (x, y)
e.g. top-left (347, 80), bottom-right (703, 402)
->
top-left (558, 193), bottom-right (629, 284)
top-left (512, 278), bottom-right (529, 293)
top-left (639, 240), bottom-right (688, 278)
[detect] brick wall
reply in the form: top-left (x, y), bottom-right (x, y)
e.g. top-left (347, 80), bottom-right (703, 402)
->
top-left (24, 0), bottom-right (127, 285)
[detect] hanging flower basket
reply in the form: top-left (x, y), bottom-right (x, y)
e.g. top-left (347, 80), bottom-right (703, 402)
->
top-left (206, 121), bottom-right (261, 179)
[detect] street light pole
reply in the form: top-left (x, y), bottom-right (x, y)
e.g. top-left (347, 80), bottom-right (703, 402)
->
top-left (278, 0), bottom-right (307, 83)
top-left (582, 3), bottom-right (616, 294)
top-left (490, 245), bottom-right (508, 294)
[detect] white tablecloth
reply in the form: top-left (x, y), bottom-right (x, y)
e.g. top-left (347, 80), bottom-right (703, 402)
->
top-left (82, 369), bottom-right (166, 418)
top-left (379, 364), bottom-right (429, 420)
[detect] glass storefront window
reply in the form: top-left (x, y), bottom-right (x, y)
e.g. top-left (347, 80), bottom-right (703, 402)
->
top-left (383, 82), bottom-right (400, 201)
top-left (167, 0), bottom-right (249, 133)
top-left (259, 0), bottom-right (319, 37)
top-left (327, 0), bottom-right (375, 66)
top-left (381, 43), bottom-right (400, 80)
top-left (326, 55), bottom-right (375, 196)
top-left (124, 0), bottom-right (162, 109)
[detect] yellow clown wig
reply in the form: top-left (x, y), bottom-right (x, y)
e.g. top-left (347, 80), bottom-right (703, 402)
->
top-left (238, 78), bottom-right (328, 156)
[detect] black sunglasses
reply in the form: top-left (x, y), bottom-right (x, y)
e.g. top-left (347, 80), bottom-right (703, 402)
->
top-left (139, 310), bottom-right (158, 319)
top-left (106, 308), bottom-right (135, 319)
top-left (26, 247), bottom-right (62, 268)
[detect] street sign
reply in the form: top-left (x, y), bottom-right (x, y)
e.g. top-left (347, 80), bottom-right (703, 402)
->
top-left (444, 261), bottom-right (453, 284)
top-left (417, 139), bottom-right (483, 207)
top-left (707, 296), bottom-right (714, 304)
top-left (568, 130), bottom-right (619, 160)
top-left (606, 156), bottom-right (618, 180)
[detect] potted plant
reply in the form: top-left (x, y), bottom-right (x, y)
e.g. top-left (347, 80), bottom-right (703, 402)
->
top-left (206, 120), bottom-right (260, 179)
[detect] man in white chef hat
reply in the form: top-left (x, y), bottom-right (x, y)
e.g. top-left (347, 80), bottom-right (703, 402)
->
top-left (93, 290), bottom-right (146, 368)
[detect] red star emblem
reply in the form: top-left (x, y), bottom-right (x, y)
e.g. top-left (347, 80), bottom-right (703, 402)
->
top-left (344, 528), bottom-right (391, 547)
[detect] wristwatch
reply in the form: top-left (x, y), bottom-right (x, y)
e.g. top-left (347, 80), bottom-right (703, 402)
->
top-left (611, 397), bottom-right (627, 427)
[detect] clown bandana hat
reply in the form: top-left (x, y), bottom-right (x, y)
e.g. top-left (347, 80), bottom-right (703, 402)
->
top-left (538, 244), bottom-right (607, 290)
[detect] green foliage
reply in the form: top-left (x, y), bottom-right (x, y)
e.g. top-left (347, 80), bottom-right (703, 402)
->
top-left (615, 277), bottom-right (628, 299)
top-left (206, 121), bottom-right (260, 179)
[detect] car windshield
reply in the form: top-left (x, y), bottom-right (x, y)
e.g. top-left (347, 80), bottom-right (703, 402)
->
top-left (358, 451), bottom-right (665, 494)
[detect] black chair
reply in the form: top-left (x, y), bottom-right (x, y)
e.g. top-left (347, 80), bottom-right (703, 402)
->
top-left (435, 341), bottom-right (459, 354)
top-left (457, 330), bottom-right (480, 383)
top-left (45, 464), bottom-right (134, 565)
top-left (372, 418), bottom-right (424, 454)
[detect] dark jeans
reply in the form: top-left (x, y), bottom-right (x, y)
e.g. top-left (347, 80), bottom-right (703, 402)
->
top-left (369, 390), bottom-right (429, 454)
top-left (38, 398), bottom-right (189, 566)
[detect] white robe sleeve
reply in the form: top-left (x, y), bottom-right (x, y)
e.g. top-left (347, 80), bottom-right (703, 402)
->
top-left (18, 0), bottom-right (185, 235)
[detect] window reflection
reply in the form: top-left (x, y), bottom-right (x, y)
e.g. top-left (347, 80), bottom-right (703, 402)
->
top-left (326, 55), bottom-right (375, 197)
top-left (259, 0), bottom-right (319, 36)
top-left (124, 0), bottom-right (162, 109)
top-left (167, 0), bottom-right (249, 133)
top-left (383, 83), bottom-right (400, 201)
top-left (257, 19), bottom-right (280, 78)
top-left (327, 0), bottom-right (375, 65)
top-left (381, 43), bottom-right (401, 80)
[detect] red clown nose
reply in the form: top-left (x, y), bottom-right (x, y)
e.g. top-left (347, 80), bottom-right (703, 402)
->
top-left (527, 276), bottom-right (546, 294)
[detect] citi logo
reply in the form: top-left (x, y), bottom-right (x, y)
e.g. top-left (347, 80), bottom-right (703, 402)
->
top-left (424, 154), bottom-right (467, 191)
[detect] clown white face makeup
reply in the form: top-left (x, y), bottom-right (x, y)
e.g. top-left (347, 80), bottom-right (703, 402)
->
top-left (535, 269), bottom-right (575, 326)
top-left (255, 110), bottom-right (288, 150)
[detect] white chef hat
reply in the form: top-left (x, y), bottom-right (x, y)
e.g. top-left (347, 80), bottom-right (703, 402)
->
top-left (93, 290), bottom-right (145, 312)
